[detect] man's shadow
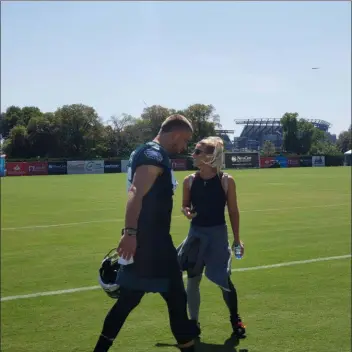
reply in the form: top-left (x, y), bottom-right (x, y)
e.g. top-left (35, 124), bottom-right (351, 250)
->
top-left (156, 334), bottom-right (249, 352)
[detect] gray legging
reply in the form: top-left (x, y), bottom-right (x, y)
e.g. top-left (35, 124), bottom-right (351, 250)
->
top-left (186, 273), bottom-right (239, 323)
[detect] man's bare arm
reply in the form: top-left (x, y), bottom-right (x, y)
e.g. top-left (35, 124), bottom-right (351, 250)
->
top-left (125, 164), bottom-right (162, 230)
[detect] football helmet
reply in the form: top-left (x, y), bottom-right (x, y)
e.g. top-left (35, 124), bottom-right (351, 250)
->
top-left (98, 248), bottom-right (121, 299)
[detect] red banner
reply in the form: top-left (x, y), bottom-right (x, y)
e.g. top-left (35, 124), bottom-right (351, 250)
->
top-left (28, 161), bottom-right (48, 175)
top-left (287, 157), bottom-right (300, 167)
top-left (260, 157), bottom-right (275, 168)
top-left (171, 159), bottom-right (187, 171)
top-left (6, 162), bottom-right (29, 176)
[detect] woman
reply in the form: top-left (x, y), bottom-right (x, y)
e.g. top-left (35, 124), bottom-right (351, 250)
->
top-left (177, 136), bottom-right (246, 339)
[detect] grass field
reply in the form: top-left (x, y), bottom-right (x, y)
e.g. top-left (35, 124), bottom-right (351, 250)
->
top-left (1, 167), bottom-right (351, 352)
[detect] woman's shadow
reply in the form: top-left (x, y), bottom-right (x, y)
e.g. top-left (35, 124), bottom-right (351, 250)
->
top-left (156, 334), bottom-right (249, 352)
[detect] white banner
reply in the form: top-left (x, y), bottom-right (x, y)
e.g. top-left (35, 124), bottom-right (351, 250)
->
top-left (84, 160), bottom-right (104, 174)
top-left (121, 160), bottom-right (129, 173)
top-left (312, 156), bottom-right (325, 167)
top-left (67, 160), bottom-right (85, 174)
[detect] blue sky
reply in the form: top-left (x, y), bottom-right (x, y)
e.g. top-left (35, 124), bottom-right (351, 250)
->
top-left (1, 1), bottom-right (351, 136)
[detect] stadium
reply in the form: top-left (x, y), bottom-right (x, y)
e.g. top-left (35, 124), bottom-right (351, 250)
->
top-left (228, 118), bottom-right (334, 151)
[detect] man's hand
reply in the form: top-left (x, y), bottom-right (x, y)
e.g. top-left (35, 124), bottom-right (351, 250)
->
top-left (117, 234), bottom-right (137, 260)
top-left (232, 240), bottom-right (244, 257)
top-left (181, 207), bottom-right (197, 220)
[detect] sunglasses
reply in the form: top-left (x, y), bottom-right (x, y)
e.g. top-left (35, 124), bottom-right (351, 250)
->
top-left (193, 148), bottom-right (205, 155)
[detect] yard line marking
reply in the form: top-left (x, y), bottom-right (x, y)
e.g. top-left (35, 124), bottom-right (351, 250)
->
top-left (2, 203), bottom-right (349, 231)
top-left (1, 254), bottom-right (350, 302)
top-left (2, 219), bottom-right (120, 231)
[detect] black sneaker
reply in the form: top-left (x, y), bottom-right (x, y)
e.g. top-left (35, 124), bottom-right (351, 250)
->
top-left (231, 316), bottom-right (246, 339)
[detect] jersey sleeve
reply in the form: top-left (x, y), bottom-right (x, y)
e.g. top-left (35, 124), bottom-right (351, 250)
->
top-left (134, 145), bottom-right (169, 169)
top-left (126, 144), bottom-right (170, 193)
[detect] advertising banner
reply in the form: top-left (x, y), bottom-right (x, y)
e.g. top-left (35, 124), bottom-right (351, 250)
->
top-left (275, 156), bottom-right (288, 168)
top-left (225, 152), bottom-right (259, 169)
top-left (0, 155), bottom-right (5, 177)
top-left (104, 160), bottom-right (121, 173)
top-left (312, 156), bottom-right (325, 167)
top-left (171, 159), bottom-right (187, 171)
top-left (6, 162), bottom-right (29, 176)
top-left (299, 156), bottom-right (312, 167)
top-left (260, 157), bottom-right (276, 168)
top-left (67, 160), bottom-right (85, 175)
top-left (84, 160), bottom-right (104, 174)
top-left (48, 161), bottom-right (67, 175)
top-left (28, 161), bottom-right (48, 176)
top-left (325, 155), bottom-right (344, 167)
top-left (287, 156), bottom-right (300, 167)
top-left (121, 160), bottom-right (129, 173)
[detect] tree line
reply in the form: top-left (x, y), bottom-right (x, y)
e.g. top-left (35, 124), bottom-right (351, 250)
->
top-left (0, 103), bottom-right (220, 160)
top-left (0, 104), bottom-right (350, 160)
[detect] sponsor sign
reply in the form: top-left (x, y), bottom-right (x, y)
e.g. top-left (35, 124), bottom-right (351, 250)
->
top-left (287, 156), bottom-right (300, 167)
top-left (225, 152), bottom-right (259, 169)
top-left (28, 161), bottom-right (48, 175)
top-left (326, 155), bottom-right (344, 167)
top-left (48, 161), bottom-right (67, 175)
top-left (312, 155), bottom-right (325, 167)
top-left (67, 160), bottom-right (85, 174)
top-left (299, 156), bottom-right (312, 167)
top-left (84, 160), bottom-right (104, 174)
top-left (275, 156), bottom-right (288, 168)
top-left (171, 159), bottom-right (187, 171)
top-left (260, 157), bottom-right (276, 168)
top-left (6, 162), bottom-right (29, 176)
top-left (0, 156), bottom-right (5, 177)
top-left (104, 160), bottom-right (121, 173)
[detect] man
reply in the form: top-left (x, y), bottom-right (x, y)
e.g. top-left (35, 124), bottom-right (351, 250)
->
top-left (178, 136), bottom-right (246, 339)
top-left (93, 115), bottom-right (199, 352)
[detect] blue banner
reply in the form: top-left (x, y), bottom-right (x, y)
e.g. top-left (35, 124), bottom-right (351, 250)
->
top-left (275, 156), bottom-right (288, 168)
top-left (48, 161), bottom-right (67, 175)
top-left (0, 155), bottom-right (5, 177)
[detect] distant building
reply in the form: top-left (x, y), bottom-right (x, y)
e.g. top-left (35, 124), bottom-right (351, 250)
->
top-left (215, 129), bottom-right (234, 151)
top-left (233, 118), bottom-right (332, 151)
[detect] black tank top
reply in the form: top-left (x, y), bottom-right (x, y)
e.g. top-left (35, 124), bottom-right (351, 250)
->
top-left (190, 172), bottom-right (227, 227)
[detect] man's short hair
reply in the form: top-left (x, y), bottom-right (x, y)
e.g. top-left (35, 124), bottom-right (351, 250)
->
top-left (160, 114), bottom-right (193, 133)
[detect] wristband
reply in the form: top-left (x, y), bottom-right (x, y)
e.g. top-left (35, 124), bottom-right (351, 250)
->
top-left (122, 228), bottom-right (137, 236)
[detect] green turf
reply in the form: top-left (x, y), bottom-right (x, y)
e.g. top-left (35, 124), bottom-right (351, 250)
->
top-left (1, 167), bottom-right (351, 352)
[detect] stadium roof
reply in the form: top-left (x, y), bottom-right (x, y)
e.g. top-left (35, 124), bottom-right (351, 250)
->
top-left (234, 118), bottom-right (331, 138)
top-left (215, 129), bottom-right (234, 134)
top-left (234, 118), bottom-right (330, 128)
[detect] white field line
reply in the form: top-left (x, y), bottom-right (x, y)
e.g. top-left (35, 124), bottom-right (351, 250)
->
top-left (2, 203), bottom-right (349, 231)
top-left (1, 254), bottom-right (350, 302)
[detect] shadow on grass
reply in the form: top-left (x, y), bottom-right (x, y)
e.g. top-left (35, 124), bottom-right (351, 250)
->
top-left (156, 334), bottom-right (249, 352)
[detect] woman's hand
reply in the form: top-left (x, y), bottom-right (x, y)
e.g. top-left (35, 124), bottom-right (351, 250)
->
top-left (181, 207), bottom-right (197, 220)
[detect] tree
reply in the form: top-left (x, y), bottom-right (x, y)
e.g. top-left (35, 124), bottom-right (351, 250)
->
top-left (0, 106), bottom-right (24, 138)
top-left (281, 112), bottom-right (299, 153)
top-left (104, 114), bottom-right (139, 158)
top-left (21, 106), bottom-right (43, 127)
top-left (181, 104), bottom-right (220, 153)
top-left (3, 125), bottom-right (29, 158)
top-left (141, 105), bottom-right (175, 137)
top-left (1, 102), bottom-right (222, 159)
top-left (336, 127), bottom-right (351, 153)
top-left (281, 114), bottom-right (330, 155)
top-left (262, 140), bottom-right (276, 156)
top-left (53, 104), bottom-right (104, 158)
top-left (296, 119), bottom-right (315, 154)
top-left (310, 141), bottom-right (342, 156)
top-left (27, 115), bottom-right (54, 157)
